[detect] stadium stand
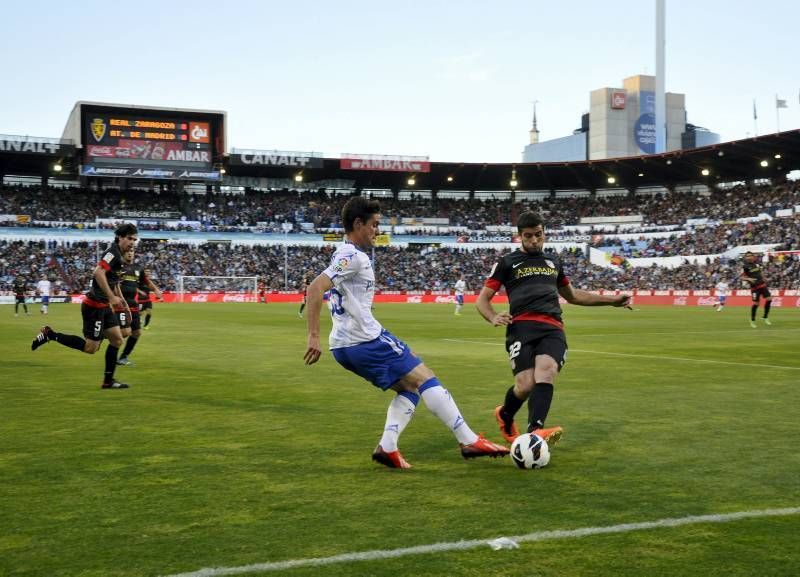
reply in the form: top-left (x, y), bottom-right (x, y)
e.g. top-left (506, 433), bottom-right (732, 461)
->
top-left (2, 181), bottom-right (797, 231)
top-left (2, 237), bottom-right (798, 295)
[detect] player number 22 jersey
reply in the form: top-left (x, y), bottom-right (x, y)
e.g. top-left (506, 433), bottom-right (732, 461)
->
top-left (323, 243), bottom-right (383, 349)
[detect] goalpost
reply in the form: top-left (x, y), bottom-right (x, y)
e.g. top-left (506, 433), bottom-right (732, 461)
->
top-left (176, 275), bottom-right (259, 303)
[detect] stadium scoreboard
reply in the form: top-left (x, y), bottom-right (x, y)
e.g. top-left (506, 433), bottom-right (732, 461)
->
top-left (71, 102), bottom-right (226, 180)
top-left (90, 116), bottom-right (209, 143)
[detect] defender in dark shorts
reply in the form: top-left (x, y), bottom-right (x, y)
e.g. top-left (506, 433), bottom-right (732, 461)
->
top-left (13, 274), bottom-right (30, 316)
top-left (117, 248), bottom-right (162, 366)
top-left (298, 277), bottom-right (309, 318)
top-left (741, 251), bottom-right (773, 327)
top-left (137, 268), bottom-right (155, 329)
top-left (30, 224), bottom-right (139, 389)
top-left (477, 211), bottom-right (631, 450)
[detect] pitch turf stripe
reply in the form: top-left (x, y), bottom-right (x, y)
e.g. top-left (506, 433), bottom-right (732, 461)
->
top-left (569, 348), bottom-right (800, 370)
top-left (576, 327), bottom-right (800, 338)
top-left (162, 507), bottom-right (800, 577)
top-left (448, 327), bottom-right (800, 339)
top-left (442, 339), bottom-right (800, 371)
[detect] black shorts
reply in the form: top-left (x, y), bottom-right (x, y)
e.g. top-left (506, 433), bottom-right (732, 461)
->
top-left (81, 303), bottom-right (119, 340)
top-left (115, 309), bottom-right (130, 329)
top-left (751, 286), bottom-right (771, 301)
top-left (140, 300), bottom-right (153, 311)
top-left (505, 321), bottom-right (568, 376)
top-left (129, 310), bottom-right (141, 331)
top-left (15, 295), bottom-right (26, 304)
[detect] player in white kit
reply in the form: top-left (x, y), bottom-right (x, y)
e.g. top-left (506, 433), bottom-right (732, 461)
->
top-left (454, 273), bottom-right (466, 315)
top-left (36, 276), bottom-right (52, 315)
top-left (713, 280), bottom-right (729, 312)
top-left (304, 197), bottom-right (509, 468)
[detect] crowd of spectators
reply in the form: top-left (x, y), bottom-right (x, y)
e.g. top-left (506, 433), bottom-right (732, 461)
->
top-left (2, 181), bottom-right (798, 295)
top-left (2, 239), bottom-right (797, 296)
top-left (592, 215), bottom-right (800, 257)
top-left (2, 181), bottom-right (798, 231)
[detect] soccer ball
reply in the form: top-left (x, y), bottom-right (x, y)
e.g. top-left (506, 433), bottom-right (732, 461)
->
top-left (510, 433), bottom-right (550, 469)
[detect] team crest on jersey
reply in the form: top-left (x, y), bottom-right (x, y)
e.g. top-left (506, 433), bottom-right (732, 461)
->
top-left (91, 118), bottom-right (107, 142)
top-left (545, 259), bottom-right (555, 269)
top-left (333, 256), bottom-right (351, 273)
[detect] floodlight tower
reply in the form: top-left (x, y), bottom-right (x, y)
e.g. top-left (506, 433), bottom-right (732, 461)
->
top-left (655, 0), bottom-right (666, 153)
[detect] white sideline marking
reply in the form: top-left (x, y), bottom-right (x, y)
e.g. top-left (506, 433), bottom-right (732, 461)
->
top-left (162, 507), bottom-right (800, 577)
top-left (443, 339), bottom-right (800, 371)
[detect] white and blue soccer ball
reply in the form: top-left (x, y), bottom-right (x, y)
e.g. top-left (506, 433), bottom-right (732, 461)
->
top-left (510, 433), bottom-right (550, 469)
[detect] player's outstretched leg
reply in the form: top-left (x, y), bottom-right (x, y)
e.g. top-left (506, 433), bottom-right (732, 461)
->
top-left (417, 377), bottom-right (509, 459)
top-left (460, 434), bottom-right (510, 459)
top-left (31, 326), bottom-right (54, 350)
top-left (32, 326), bottom-right (87, 352)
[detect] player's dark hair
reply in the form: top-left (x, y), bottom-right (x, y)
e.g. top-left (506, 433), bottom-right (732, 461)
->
top-left (114, 223), bottom-right (138, 240)
top-left (342, 196), bottom-right (381, 233)
top-left (516, 211), bottom-right (544, 232)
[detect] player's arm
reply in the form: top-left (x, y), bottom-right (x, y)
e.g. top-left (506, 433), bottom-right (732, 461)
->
top-left (476, 285), bottom-right (513, 326)
top-left (145, 277), bottom-right (164, 301)
top-left (114, 285), bottom-right (131, 319)
top-left (304, 272), bottom-right (334, 365)
top-left (740, 270), bottom-right (756, 283)
top-left (115, 284), bottom-right (131, 315)
top-left (558, 283), bottom-right (630, 307)
top-left (93, 265), bottom-right (123, 308)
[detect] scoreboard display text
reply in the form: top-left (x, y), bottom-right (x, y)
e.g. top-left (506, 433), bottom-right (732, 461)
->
top-left (84, 115), bottom-right (212, 166)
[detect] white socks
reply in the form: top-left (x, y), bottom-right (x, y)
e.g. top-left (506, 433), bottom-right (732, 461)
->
top-left (379, 394), bottom-right (417, 452)
top-left (420, 382), bottom-right (478, 445)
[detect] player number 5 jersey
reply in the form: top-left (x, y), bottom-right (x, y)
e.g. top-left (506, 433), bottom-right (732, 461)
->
top-left (323, 243), bottom-right (383, 349)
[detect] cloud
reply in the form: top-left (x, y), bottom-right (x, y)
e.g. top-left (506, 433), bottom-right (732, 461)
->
top-left (437, 50), bottom-right (492, 83)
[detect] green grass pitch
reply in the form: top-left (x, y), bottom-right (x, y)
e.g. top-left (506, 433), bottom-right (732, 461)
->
top-left (1, 303), bottom-right (799, 576)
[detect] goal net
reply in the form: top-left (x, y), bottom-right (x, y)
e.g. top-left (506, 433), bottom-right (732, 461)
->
top-left (176, 275), bottom-right (259, 303)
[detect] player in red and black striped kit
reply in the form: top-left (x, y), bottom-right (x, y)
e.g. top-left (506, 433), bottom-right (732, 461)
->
top-left (117, 247), bottom-right (163, 366)
top-left (477, 211), bottom-right (631, 448)
top-left (298, 277), bottom-right (309, 318)
top-left (741, 251), bottom-right (772, 327)
top-left (137, 267), bottom-right (156, 330)
top-left (12, 274), bottom-right (30, 316)
top-left (30, 224), bottom-right (138, 389)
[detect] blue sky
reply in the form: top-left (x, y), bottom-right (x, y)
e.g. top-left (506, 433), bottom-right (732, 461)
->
top-left (1, 0), bottom-right (797, 162)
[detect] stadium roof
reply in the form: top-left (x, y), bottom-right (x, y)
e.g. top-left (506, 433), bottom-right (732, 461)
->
top-left (228, 130), bottom-right (800, 192)
top-left (1, 129), bottom-right (799, 191)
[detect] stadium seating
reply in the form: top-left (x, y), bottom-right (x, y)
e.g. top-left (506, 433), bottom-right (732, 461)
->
top-left (1, 182), bottom-right (798, 293)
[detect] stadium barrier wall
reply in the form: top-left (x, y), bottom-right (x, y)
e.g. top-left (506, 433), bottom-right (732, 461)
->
top-left (14, 289), bottom-right (794, 307)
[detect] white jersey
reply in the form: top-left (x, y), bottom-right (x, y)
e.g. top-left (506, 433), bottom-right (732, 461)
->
top-left (454, 279), bottom-right (466, 296)
top-left (36, 280), bottom-right (52, 295)
top-left (715, 281), bottom-right (729, 296)
top-left (323, 242), bottom-right (383, 349)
